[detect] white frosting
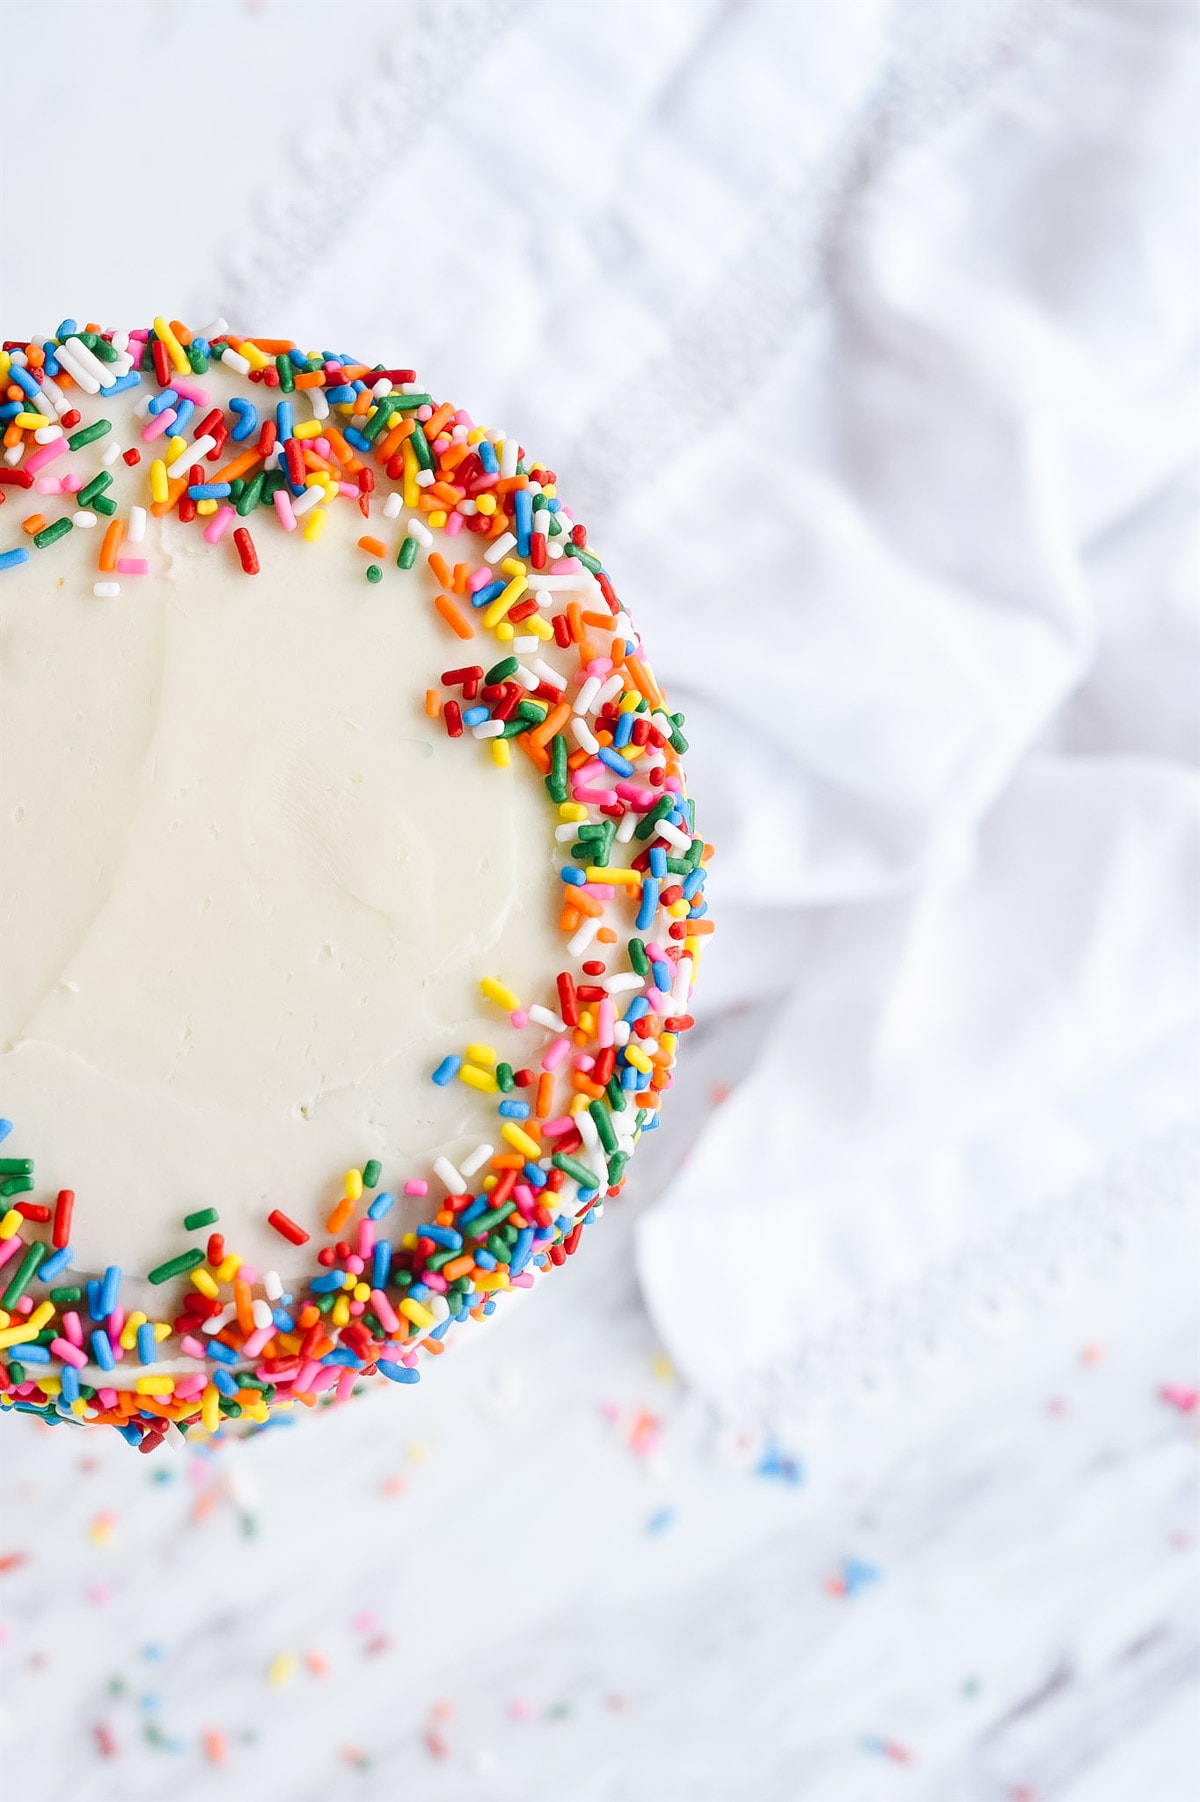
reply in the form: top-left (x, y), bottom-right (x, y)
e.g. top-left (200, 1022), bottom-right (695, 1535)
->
top-left (0, 365), bottom-right (586, 1305)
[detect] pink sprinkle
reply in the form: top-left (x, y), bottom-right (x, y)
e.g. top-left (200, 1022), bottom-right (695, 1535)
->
top-left (0, 1236), bottom-right (24, 1271)
top-left (141, 408), bottom-right (176, 443)
top-left (1160, 1384), bottom-right (1199, 1413)
top-left (511, 1271), bottom-right (535, 1288)
top-left (345, 1254), bottom-right (364, 1276)
top-left (179, 1334), bottom-right (206, 1359)
top-left (63, 1311), bottom-right (83, 1346)
top-left (310, 1365), bottom-right (340, 1394)
top-left (422, 1271), bottom-right (448, 1294)
top-left (25, 437), bottom-right (70, 474)
top-left (542, 1037), bottom-right (571, 1072)
top-left (573, 1054), bottom-right (595, 1072)
top-left (116, 558), bottom-right (148, 576)
top-left (514, 1184), bottom-right (535, 1208)
top-left (468, 565), bottom-right (492, 592)
top-left (51, 1338), bottom-right (87, 1368)
top-left (445, 511), bottom-right (465, 536)
top-left (357, 1220), bottom-right (375, 1258)
top-left (510, 1008), bottom-right (529, 1029)
top-left (61, 474), bottom-right (83, 493)
top-left (371, 1289), bottom-right (399, 1334)
top-left (170, 377), bottom-right (210, 405)
top-left (541, 1115), bottom-right (576, 1138)
top-left (404, 1180), bottom-right (428, 1197)
top-left (241, 1325), bottom-right (273, 1358)
top-left (336, 1368), bottom-right (357, 1402)
top-left (96, 1387), bottom-right (118, 1409)
top-left (336, 481), bottom-right (357, 498)
top-left (598, 999), bottom-right (615, 1047)
top-left (174, 1373), bottom-right (206, 1399)
top-left (36, 476), bottom-right (65, 494)
top-left (585, 658), bottom-right (613, 677)
top-left (273, 488), bottom-right (297, 531)
top-left (583, 883), bottom-right (616, 901)
top-left (203, 505), bottom-right (235, 544)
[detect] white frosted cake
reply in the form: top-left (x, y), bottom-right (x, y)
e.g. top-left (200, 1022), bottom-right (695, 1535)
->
top-left (0, 316), bottom-right (709, 1447)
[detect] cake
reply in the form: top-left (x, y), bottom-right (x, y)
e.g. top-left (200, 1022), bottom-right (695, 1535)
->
top-left (0, 316), bottom-right (710, 1448)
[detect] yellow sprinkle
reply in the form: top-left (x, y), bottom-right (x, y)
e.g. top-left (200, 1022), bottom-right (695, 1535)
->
top-left (499, 556), bottom-right (527, 578)
top-left (293, 418), bottom-right (323, 439)
top-left (578, 1008), bottom-right (596, 1036)
top-left (149, 459), bottom-right (168, 504)
top-left (620, 690), bottom-right (641, 712)
top-left (541, 483), bottom-right (557, 498)
top-left (559, 803), bottom-right (588, 822)
top-left (659, 1033), bottom-right (678, 1058)
top-left (402, 439), bottom-right (419, 507)
top-left (195, 498), bottom-right (218, 516)
top-left (465, 1042), bottom-right (497, 1067)
top-left (624, 1045), bottom-right (653, 1074)
top-left (152, 315), bottom-right (191, 376)
top-left (428, 509), bottom-right (448, 528)
top-left (473, 1269), bottom-right (509, 1291)
top-left (216, 1253), bottom-right (242, 1283)
top-left (398, 1297), bottom-right (435, 1330)
top-left (302, 506), bottom-right (327, 543)
top-left (0, 1324), bottom-right (38, 1350)
top-left (480, 977), bottom-right (521, 1010)
top-left (165, 433), bottom-right (186, 465)
top-left (153, 1321), bottom-right (171, 1342)
top-left (481, 1174), bottom-right (497, 1192)
top-left (27, 1301), bottom-right (53, 1332)
top-left (500, 1122), bottom-right (541, 1161)
top-left (526, 614), bottom-right (553, 640)
top-left (36, 1376), bottom-right (61, 1397)
top-left (330, 1295), bottom-right (350, 1327)
top-left (345, 1168), bottom-right (364, 1202)
top-left (495, 622), bottom-right (515, 642)
top-left (406, 1439), bottom-right (430, 1462)
top-left (268, 1652), bottom-right (298, 1688)
top-left (585, 866), bottom-right (641, 885)
top-left (352, 1282), bottom-right (371, 1303)
top-left (0, 1209), bottom-right (22, 1240)
top-left (667, 899), bottom-right (689, 918)
top-left (13, 411), bottom-right (46, 429)
top-left (400, 1231), bottom-right (417, 1252)
top-left (481, 573), bottom-right (528, 630)
top-left (191, 1267), bottom-right (220, 1299)
top-left (491, 738), bottom-right (511, 767)
top-left (459, 1064), bottom-right (498, 1094)
top-left (135, 1375), bottom-right (176, 1396)
top-left (229, 336), bottom-right (270, 371)
top-left (119, 1311), bottom-right (147, 1352)
top-left (475, 493), bottom-right (497, 516)
top-left (202, 1384), bottom-right (221, 1433)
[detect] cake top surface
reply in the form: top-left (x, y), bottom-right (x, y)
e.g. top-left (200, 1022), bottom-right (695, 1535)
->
top-left (0, 316), bottom-right (710, 1447)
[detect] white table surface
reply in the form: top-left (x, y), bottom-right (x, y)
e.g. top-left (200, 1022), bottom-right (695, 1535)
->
top-left (1, 1155), bottom-right (1196, 1802)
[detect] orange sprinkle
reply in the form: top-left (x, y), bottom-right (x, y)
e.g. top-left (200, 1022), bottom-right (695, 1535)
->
top-left (425, 688), bottom-right (442, 717)
top-left (490, 1154), bottom-right (525, 1170)
top-left (21, 513), bottom-right (47, 535)
top-left (427, 551), bottom-right (452, 587)
top-left (323, 426), bottom-right (363, 472)
top-left (378, 417), bottom-right (416, 459)
top-left (442, 1254), bottom-right (476, 1282)
top-left (572, 1073), bottom-right (605, 1100)
top-left (597, 927), bottom-right (619, 943)
top-left (233, 1278), bottom-right (255, 1336)
top-left (569, 890), bottom-right (604, 919)
top-left (451, 562), bottom-right (470, 595)
top-left (242, 337), bottom-right (295, 354)
top-left (294, 370), bottom-right (325, 390)
top-left (535, 1072), bottom-right (554, 1118)
top-left (559, 904), bottom-right (583, 932)
top-left (435, 594), bottom-right (474, 640)
top-left (517, 731), bottom-right (551, 775)
top-left (424, 402), bottom-right (455, 439)
top-left (212, 449), bottom-right (261, 485)
top-left (528, 701), bottom-right (571, 749)
top-left (325, 1195), bottom-right (355, 1236)
top-left (98, 518), bottom-right (124, 572)
top-left (357, 535), bottom-right (387, 557)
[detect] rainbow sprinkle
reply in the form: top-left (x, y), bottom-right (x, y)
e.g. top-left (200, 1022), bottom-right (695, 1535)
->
top-left (0, 315), bottom-right (712, 1447)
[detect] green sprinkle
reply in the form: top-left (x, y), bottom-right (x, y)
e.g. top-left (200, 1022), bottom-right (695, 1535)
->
top-left (187, 344), bottom-right (209, 374)
top-left (146, 1248), bottom-right (206, 1285)
top-left (606, 1076), bottom-right (627, 1112)
top-left (635, 795), bottom-right (674, 840)
top-left (236, 472), bottom-right (264, 516)
top-left (3, 1240), bottom-right (47, 1310)
top-left (485, 656), bottom-right (519, 684)
top-left (552, 1153), bottom-right (599, 1188)
top-left (500, 716), bottom-right (530, 738)
top-left (183, 1207), bottom-right (219, 1231)
top-left (362, 1158), bottom-right (382, 1188)
top-left (686, 837), bottom-right (705, 869)
top-left (366, 564), bottom-right (383, 583)
top-left (495, 1062), bottom-right (515, 1093)
top-left (425, 1247), bottom-right (458, 1272)
top-left (397, 535), bottom-right (418, 570)
top-left (517, 699), bottom-right (549, 723)
top-left (544, 731), bottom-right (568, 803)
top-left (50, 1286), bottom-right (83, 1304)
top-left (606, 1150), bottom-right (629, 1186)
top-left (0, 1158), bottom-right (33, 1176)
top-left (33, 517), bottom-right (73, 549)
top-left (76, 471), bottom-right (112, 508)
top-left (7, 1363), bottom-right (24, 1385)
top-left (467, 1202), bottom-right (515, 1238)
top-left (627, 937), bottom-right (650, 976)
top-left (589, 1099), bottom-right (618, 1155)
top-left (0, 1174), bottom-right (33, 1198)
top-left (392, 393), bottom-right (433, 411)
top-left (91, 495), bottom-right (117, 516)
top-left (275, 354), bottom-right (294, 393)
top-left (670, 729), bottom-right (689, 753)
top-left (66, 418), bottom-right (112, 451)
top-left (409, 423), bottom-right (432, 471)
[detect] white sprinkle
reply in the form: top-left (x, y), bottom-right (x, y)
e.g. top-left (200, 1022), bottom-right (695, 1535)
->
top-left (528, 1004), bottom-right (567, 1033)
top-left (101, 441), bottom-right (122, 467)
top-left (527, 573), bottom-right (594, 591)
top-left (571, 718), bottom-right (600, 755)
top-left (202, 1305), bottom-right (235, 1335)
top-left (166, 435), bottom-right (215, 477)
top-left (458, 498), bottom-right (477, 515)
top-left (73, 512), bottom-right (98, 529)
top-left (612, 1019), bottom-right (632, 1047)
top-left (405, 516), bottom-right (434, 547)
top-left (199, 317), bottom-right (229, 340)
top-left (383, 492), bottom-right (402, 519)
top-left (92, 582), bottom-right (121, 598)
top-left (220, 347), bottom-right (251, 376)
top-left (39, 376), bottom-right (69, 418)
top-left (59, 336), bottom-right (111, 391)
top-left (511, 663), bottom-right (540, 691)
top-left (434, 1156), bottom-right (465, 1194)
top-left (616, 811), bottom-right (638, 843)
top-left (459, 1143), bottom-right (495, 1178)
top-left (472, 718), bottom-right (506, 739)
top-left (483, 531), bottom-right (516, 565)
top-left (656, 820), bottom-right (692, 852)
top-left (573, 675), bottom-right (601, 717)
top-left (371, 376), bottom-right (393, 398)
top-left (111, 330), bottom-right (130, 355)
top-left (554, 823), bottom-right (580, 842)
top-left (291, 483), bottom-right (324, 517)
top-left (596, 673), bottom-right (625, 708)
top-left (128, 505), bottom-right (147, 543)
top-left (511, 634), bottom-right (539, 653)
top-left (2, 446), bottom-right (23, 467)
top-left (567, 917), bottom-right (601, 958)
top-left (602, 973), bottom-right (645, 995)
top-left (263, 1269), bottom-right (283, 1301)
top-left (307, 385), bottom-right (330, 421)
top-left (33, 424), bottom-right (63, 445)
top-left (672, 955), bottom-right (693, 1008)
top-left (133, 395), bottom-right (156, 420)
top-left (532, 658), bottom-right (566, 690)
top-left (415, 468), bottom-right (435, 487)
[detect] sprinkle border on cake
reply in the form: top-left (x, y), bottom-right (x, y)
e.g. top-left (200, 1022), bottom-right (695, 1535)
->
top-left (0, 316), bottom-right (712, 1449)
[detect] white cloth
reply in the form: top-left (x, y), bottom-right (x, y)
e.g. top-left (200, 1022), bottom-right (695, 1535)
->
top-left (4, 0), bottom-right (1197, 1426)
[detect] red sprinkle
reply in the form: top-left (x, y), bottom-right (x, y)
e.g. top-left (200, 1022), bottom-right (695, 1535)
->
top-left (52, 1188), bottom-right (75, 1249)
top-left (233, 526), bottom-right (259, 574)
top-left (268, 1208), bottom-right (309, 1246)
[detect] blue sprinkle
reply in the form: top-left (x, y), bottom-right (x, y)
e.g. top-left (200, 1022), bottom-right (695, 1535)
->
top-left (367, 1189), bottom-right (396, 1220)
top-left (275, 400), bottom-right (294, 442)
top-left (461, 705), bottom-right (490, 727)
top-left (430, 1320), bottom-right (451, 1340)
top-left (171, 398), bottom-right (195, 437)
top-left (325, 384), bottom-right (355, 404)
top-left (206, 1339), bottom-right (240, 1366)
top-left (523, 1162), bottom-right (547, 1188)
top-left (55, 319), bottom-right (78, 340)
top-left (228, 396), bottom-right (258, 441)
top-left (561, 867), bottom-right (586, 886)
top-left (473, 1249), bottom-right (497, 1271)
top-left (136, 1322), bottom-right (156, 1365)
top-left (418, 1224), bottom-right (462, 1251)
top-left (647, 1506), bottom-right (678, 1535)
top-left (343, 426), bottom-right (371, 453)
top-left (213, 1367), bottom-right (238, 1397)
top-left (38, 1245), bottom-right (72, 1283)
top-left (0, 400), bottom-right (24, 420)
top-left (432, 1055), bottom-right (461, 1086)
top-left (378, 1360), bottom-right (420, 1384)
top-left (322, 1347), bottom-right (361, 1367)
top-left (309, 1270), bottom-right (345, 1294)
top-left (477, 440), bottom-right (499, 473)
top-left (613, 711), bottom-right (635, 749)
top-left (481, 1299), bottom-right (497, 1315)
top-left (510, 1227), bottom-right (534, 1275)
top-left (682, 869), bottom-right (705, 899)
top-left (0, 549), bottom-right (31, 573)
top-left (471, 579), bottom-right (506, 610)
top-left (407, 1282), bottom-right (431, 1302)
top-left (649, 846), bottom-right (668, 879)
top-left (0, 1121), bottom-right (11, 1144)
top-left (652, 959), bottom-right (672, 992)
top-left (100, 370), bottom-right (142, 397)
top-left (86, 1279), bottom-right (103, 1321)
top-left (8, 362), bottom-right (41, 399)
top-left (60, 1364), bottom-right (80, 1405)
top-left (271, 1308), bottom-right (294, 1332)
top-left (636, 878), bottom-right (659, 932)
top-left (187, 482), bottom-right (231, 500)
top-left (513, 486), bottom-right (533, 555)
top-left (90, 1329), bottom-right (115, 1372)
top-left (98, 1266), bottom-right (122, 1320)
top-left (459, 1194), bottom-right (489, 1226)
top-left (621, 1065), bottom-right (640, 1090)
top-left (498, 1099), bottom-right (530, 1119)
top-left (15, 1342), bottom-right (50, 1364)
top-left (625, 996), bottom-right (650, 1022)
top-left (371, 1241), bottom-right (392, 1288)
top-left (598, 747), bottom-right (634, 777)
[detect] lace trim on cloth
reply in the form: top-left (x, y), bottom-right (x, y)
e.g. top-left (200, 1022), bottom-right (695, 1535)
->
top-left (733, 1118), bottom-right (1200, 1435)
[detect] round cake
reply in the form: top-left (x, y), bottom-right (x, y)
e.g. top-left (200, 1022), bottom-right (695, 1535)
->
top-left (0, 316), bottom-right (710, 1448)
